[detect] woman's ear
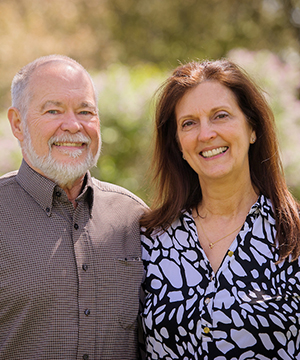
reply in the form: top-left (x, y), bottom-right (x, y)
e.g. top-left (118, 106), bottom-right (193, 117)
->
top-left (7, 107), bottom-right (25, 142)
top-left (250, 130), bottom-right (256, 144)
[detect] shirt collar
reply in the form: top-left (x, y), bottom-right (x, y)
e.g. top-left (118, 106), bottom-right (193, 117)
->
top-left (16, 160), bottom-right (94, 216)
top-left (248, 194), bottom-right (274, 221)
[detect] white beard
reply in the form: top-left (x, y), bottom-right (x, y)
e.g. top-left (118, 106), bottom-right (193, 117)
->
top-left (22, 124), bottom-right (101, 188)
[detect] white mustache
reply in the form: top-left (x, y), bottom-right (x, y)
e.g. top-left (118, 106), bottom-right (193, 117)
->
top-left (48, 133), bottom-right (91, 146)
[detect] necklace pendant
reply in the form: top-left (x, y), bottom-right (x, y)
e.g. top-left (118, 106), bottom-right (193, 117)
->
top-left (209, 243), bottom-right (214, 249)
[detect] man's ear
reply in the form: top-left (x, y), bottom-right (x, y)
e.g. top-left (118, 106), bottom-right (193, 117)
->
top-left (7, 107), bottom-right (25, 142)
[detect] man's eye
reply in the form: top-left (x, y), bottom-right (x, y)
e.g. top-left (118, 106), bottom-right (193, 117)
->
top-left (47, 110), bottom-right (59, 114)
top-left (79, 110), bottom-right (93, 115)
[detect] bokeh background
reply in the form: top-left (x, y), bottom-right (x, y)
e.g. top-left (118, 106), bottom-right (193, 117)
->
top-left (1, 0), bottom-right (300, 203)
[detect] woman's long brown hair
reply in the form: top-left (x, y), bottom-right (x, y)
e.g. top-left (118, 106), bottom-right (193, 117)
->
top-left (140, 59), bottom-right (300, 262)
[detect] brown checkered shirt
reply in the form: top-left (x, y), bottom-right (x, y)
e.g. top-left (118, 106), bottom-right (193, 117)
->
top-left (0, 160), bottom-right (147, 360)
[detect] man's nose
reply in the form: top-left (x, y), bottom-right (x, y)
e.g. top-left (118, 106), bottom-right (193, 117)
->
top-left (60, 112), bottom-right (82, 133)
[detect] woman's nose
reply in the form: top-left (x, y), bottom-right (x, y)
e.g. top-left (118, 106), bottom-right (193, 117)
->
top-left (197, 120), bottom-right (217, 142)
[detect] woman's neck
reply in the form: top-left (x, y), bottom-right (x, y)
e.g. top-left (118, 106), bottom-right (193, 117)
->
top-left (197, 176), bottom-right (258, 219)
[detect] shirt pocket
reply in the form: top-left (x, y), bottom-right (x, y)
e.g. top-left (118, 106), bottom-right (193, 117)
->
top-left (114, 257), bottom-right (144, 330)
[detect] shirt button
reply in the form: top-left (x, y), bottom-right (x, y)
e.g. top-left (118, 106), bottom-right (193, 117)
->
top-left (84, 309), bottom-right (90, 316)
top-left (46, 207), bottom-right (50, 213)
top-left (203, 327), bottom-right (210, 334)
top-left (82, 264), bottom-right (88, 271)
top-left (55, 191), bottom-right (61, 197)
top-left (74, 223), bottom-right (79, 230)
top-left (228, 250), bottom-right (234, 257)
top-left (82, 354), bottom-right (89, 360)
top-left (204, 297), bottom-right (210, 305)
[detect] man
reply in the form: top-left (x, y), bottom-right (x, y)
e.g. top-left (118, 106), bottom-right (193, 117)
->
top-left (0, 55), bottom-right (147, 360)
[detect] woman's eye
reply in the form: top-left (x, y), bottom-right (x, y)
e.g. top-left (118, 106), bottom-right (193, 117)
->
top-left (215, 112), bottom-right (228, 119)
top-left (182, 120), bottom-right (194, 128)
top-left (47, 110), bottom-right (59, 114)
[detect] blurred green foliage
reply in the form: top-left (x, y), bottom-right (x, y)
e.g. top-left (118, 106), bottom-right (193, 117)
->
top-left (0, 0), bottom-right (300, 202)
top-left (1, 0), bottom-right (300, 107)
top-left (91, 64), bottom-right (167, 202)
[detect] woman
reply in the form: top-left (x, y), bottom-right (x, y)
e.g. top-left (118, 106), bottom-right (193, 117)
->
top-left (140, 59), bottom-right (300, 359)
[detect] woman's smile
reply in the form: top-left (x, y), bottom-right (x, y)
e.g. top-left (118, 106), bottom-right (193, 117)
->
top-left (200, 146), bottom-right (228, 158)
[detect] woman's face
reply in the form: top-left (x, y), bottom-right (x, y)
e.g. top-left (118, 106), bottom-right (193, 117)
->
top-left (176, 80), bottom-right (256, 186)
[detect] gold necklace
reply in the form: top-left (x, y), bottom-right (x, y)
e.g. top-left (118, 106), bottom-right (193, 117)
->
top-left (198, 219), bottom-right (243, 249)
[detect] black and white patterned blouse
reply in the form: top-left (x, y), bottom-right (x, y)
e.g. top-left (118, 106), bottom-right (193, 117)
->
top-left (140, 195), bottom-right (300, 359)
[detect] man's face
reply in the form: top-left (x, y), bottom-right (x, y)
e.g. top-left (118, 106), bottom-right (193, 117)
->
top-left (21, 62), bottom-right (101, 187)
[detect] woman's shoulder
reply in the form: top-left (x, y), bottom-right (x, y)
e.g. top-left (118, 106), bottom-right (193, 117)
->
top-left (141, 211), bottom-right (196, 253)
top-left (142, 211), bottom-right (192, 236)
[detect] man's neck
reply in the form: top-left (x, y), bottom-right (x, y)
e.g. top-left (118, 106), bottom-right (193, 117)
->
top-left (60, 177), bottom-right (85, 208)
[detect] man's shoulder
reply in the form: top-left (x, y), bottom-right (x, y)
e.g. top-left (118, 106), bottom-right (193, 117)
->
top-left (0, 170), bottom-right (18, 186)
top-left (91, 178), bottom-right (148, 208)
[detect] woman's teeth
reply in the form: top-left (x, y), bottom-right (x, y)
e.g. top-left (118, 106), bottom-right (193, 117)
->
top-left (201, 146), bottom-right (228, 158)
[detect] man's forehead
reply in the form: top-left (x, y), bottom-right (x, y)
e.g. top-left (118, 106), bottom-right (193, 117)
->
top-left (28, 62), bottom-right (97, 103)
top-left (31, 61), bottom-right (86, 84)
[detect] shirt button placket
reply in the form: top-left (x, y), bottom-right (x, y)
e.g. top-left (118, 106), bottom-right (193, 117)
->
top-left (73, 208), bottom-right (95, 360)
top-left (202, 275), bottom-right (216, 343)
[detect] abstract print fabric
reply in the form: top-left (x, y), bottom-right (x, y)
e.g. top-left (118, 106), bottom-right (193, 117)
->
top-left (141, 195), bottom-right (300, 360)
